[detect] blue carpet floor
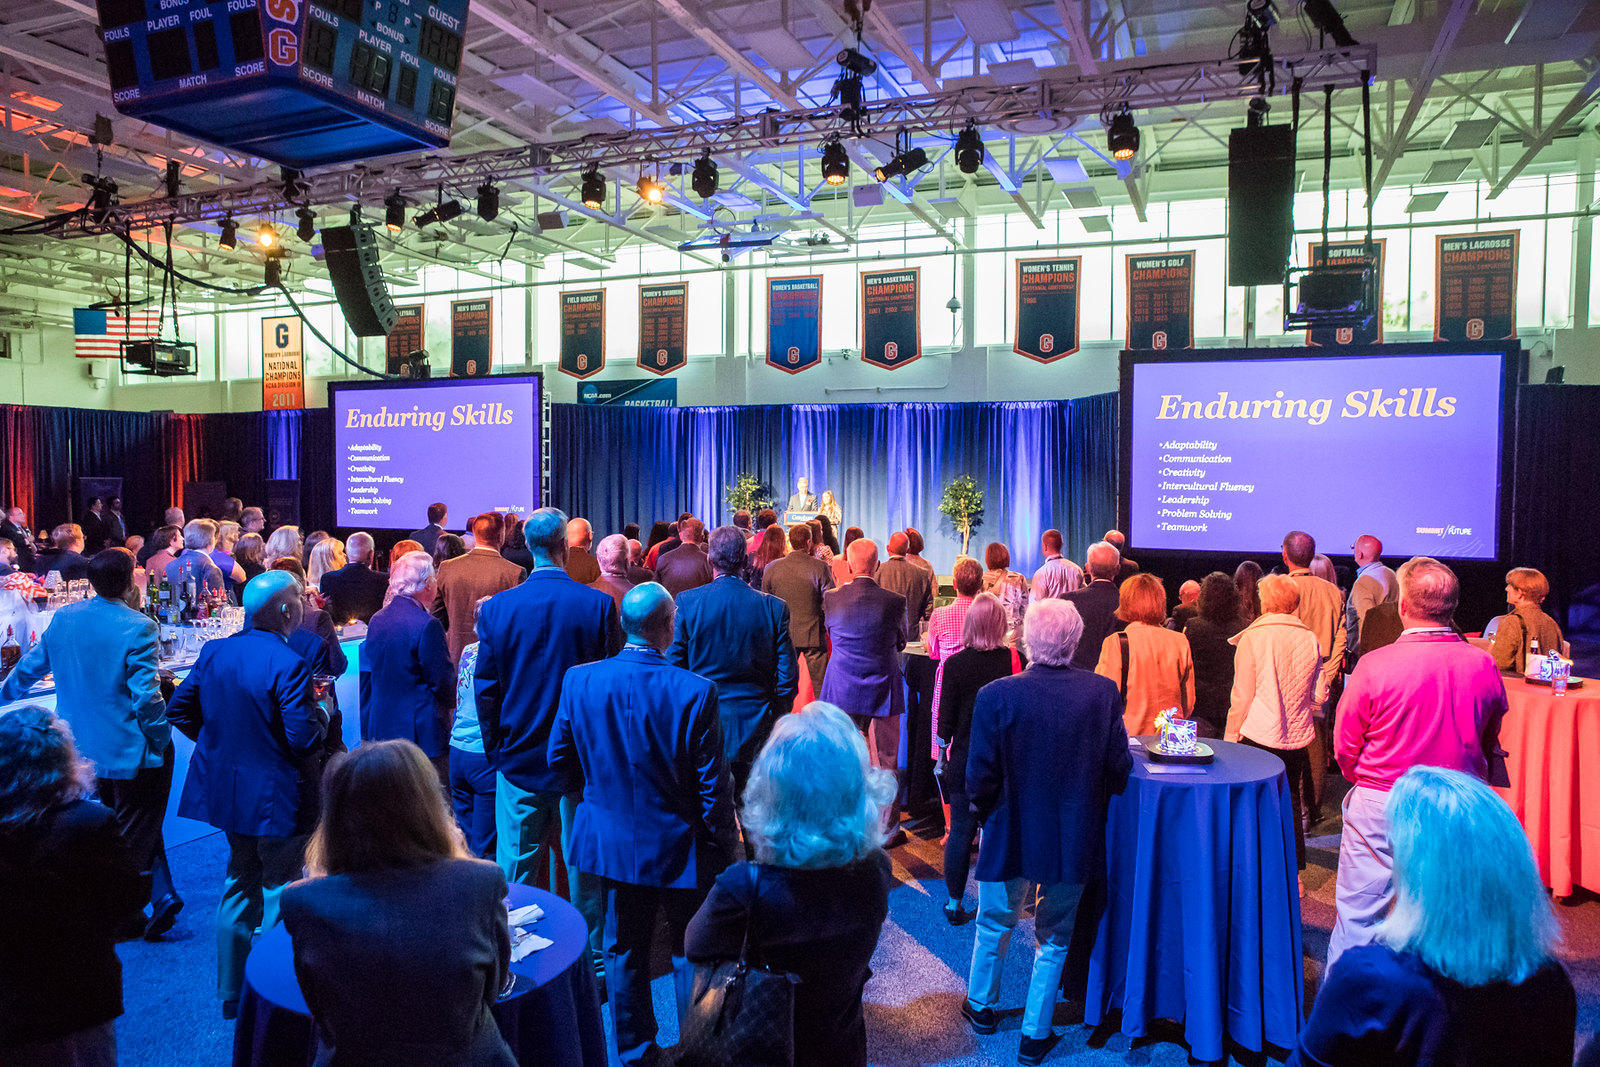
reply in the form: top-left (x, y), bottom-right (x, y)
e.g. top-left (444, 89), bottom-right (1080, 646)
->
top-left (116, 787), bottom-right (1600, 1066)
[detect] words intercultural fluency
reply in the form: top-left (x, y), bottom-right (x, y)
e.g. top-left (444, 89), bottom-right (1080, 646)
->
top-left (1154, 387), bottom-right (1459, 426)
top-left (343, 403), bottom-right (516, 432)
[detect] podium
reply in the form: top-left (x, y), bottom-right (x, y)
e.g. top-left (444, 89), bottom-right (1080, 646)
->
top-left (783, 510), bottom-right (821, 526)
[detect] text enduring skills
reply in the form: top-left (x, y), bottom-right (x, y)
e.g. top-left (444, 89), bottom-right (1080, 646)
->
top-left (1154, 387), bottom-right (1458, 426)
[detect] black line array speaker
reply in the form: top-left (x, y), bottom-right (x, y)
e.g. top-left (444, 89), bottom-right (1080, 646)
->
top-left (1227, 124), bottom-right (1296, 287)
top-left (322, 222), bottom-right (398, 337)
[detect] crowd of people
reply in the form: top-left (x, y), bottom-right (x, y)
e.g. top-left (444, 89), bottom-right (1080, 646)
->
top-left (0, 493), bottom-right (1586, 1067)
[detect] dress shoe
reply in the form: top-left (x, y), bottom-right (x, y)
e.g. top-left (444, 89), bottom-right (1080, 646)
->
top-left (883, 828), bottom-right (909, 849)
top-left (1018, 1031), bottom-right (1061, 1065)
top-left (961, 1000), bottom-right (997, 1035)
top-left (221, 999), bottom-right (239, 1021)
top-left (144, 893), bottom-right (184, 940)
top-left (943, 901), bottom-right (972, 926)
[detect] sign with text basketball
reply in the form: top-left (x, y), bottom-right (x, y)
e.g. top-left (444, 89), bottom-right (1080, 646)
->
top-left (1014, 257), bottom-right (1081, 362)
top-left (261, 316), bottom-right (304, 411)
top-left (1307, 239), bottom-right (1385, 347)
top-left (638, 282), bottom-right (688, 375)
top-left (560, 289), bottom-right (606, 379)
top-left (450, 298), bottom-right (492, 377)
top-left (766, 275), bottom-right (822, 374)
top-left (1435, 231), bottom-right (1518, 343)
top-left (1126, 251), bottom-right (1194, 350)
top-left (385, 304), bottom-right (425, 375)
top-left (860, 267), bottom-right (921, 370)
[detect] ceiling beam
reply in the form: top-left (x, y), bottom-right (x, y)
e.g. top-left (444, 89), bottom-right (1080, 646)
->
top-left (1486, 65), bottom-right (1600, 199)
top-left (1368, 0), bottom-right (1474, 200)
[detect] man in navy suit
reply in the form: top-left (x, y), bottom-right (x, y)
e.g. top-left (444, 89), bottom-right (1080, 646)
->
top-left (1061, 541), bottom-right (1125, 670)
top-left (168, 571), bottom-right (327, 1018)
top-left (962, 598), bottom-right (1132, 1064)
top-left (361, 549), bottom-right (455, 778)
top-left (408, 501), bottom-right (448, 556)
top-left (474, 507), bottom-right (621, 974)
top-left (819, 537), bottom-right (909, 843)
top-left (549, 582), bottom-right (738, 1066)
top-left (318, 531), bottom-right (389, 623)
top-left (669, 526), bottom-right (795, 790)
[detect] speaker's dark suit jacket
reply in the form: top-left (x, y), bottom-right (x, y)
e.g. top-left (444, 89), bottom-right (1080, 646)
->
top-left (669, 575), bottom-right (796, 768)
top-left (474, 568), bottom-right (621, 793)
top-left (761, 550), bottom-right (832, 648)
top-left (362, 594), bottom-right (455, 758)
top-left (319, 561), bottom-right (389, 624)
top-left (169, 628), bottom-right (327, 837)
top-left (548, 646), bottom-right (738, 889)
top-left (1062, 578), bottom-right (1123, 670)
top-left (819, 576), bottom-right (906, 719)
top-left (966, 665), bottom-right (1132, 885)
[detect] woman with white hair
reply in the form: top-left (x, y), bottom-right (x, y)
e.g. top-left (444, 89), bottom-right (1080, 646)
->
top-left (260, 525), bottom-right (303, 572)
top-left (1289, 765), bottom-right (1574, 1066)
top-left (361, 551), bottom-right (455, 781)
top-left (685, 702), bottom-right (896, 1067)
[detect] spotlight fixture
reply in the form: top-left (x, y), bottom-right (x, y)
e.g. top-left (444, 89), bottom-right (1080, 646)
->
top-left (636, 171), bottom-right (664, 205)
top-left (1236, 0), bottom-right (1276, 86)
top-left (955, 122), bottom-right (985, 175)
top-left (477, 182), bottom-right (500, 221)
top-left (835, 48), bottom-right (878, 77)
top-left (1106, 105), bottom-right (1139, 161)
top-left (295, 206), bottom-right (316, 242)
top-left (415, 199), bottom-right (464, 226)
top-left (164, 159), bottom-right (181, 198)
top-left (874, 146), bottom-right (928, 183)
top-left (691, 153), bottom-right (719, 199)
top-left (581, 165), bottom-right (606, 209)
top-left (384, 191), bottom-right (406, 232)
top-left (264, 252), bottom-right (282, 288)
top-left (256, 223), bottom-right (278, 249)
top-left (218, 215), bottom-right (238, 250)
top-left (83, 174), bottom-right (118, 223)
top-left (821, 138), bottom-right (849, 185)
top-left (832, 47), bottom-right (877, 126)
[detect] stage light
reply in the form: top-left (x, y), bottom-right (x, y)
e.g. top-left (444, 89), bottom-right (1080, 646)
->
top-left (691, 153), bottom-right (719, 199)
top-left (384, 191), bottom-right (406, 232)
top-left (218, 215), bottom-right (238, 250)
top-left (264, 253), bottom-right (282, 287)
top-left (295, 206), bottom-right (316, 242)
top-left (581, 165), bottom-right (606, 209)
top-left (836, 48), bottom-right (877, 77)
top-left (873, 146), bottom-right (928, 183)
top-left (637, 172), bottom-right (664, 205)
top-left (415, 199), bottom-right (464, 226)
top-left (164, 160), bottom-right (181, 198)
top-left (821, 138), bottom-right (849, 185)
top-left (83, 175), bottom-right (117, 222)
top-left (955, 123), bottom-right (985, 175)
top-left (256, 223), bottom-right (278, 249)
top-left (477, 182), bottom-right (500, 221)
top-left (1106, 106), bottom-right (1139, 161)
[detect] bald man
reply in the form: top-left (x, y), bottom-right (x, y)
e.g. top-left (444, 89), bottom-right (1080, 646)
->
top-left (169, 571), bottom-right (328, 1017)
top-left (1345, 534), bottom-right (1398, 660)
top-left (878, 530), bottom-right (934, 642)
top-left (564, 517), bottom-right (601, 584)
top-left (1103, 529), bottom-right (1139, 584)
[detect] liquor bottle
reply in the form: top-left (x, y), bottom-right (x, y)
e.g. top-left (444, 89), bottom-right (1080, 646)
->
top-left (0, 625), bottom-right (19, 675)
top-left (1529, 637), bottom-right (1541, 671)
top-left (185, 579), bottom-right (199, 624)
top-left (157, 575), bottom-right (172, 625)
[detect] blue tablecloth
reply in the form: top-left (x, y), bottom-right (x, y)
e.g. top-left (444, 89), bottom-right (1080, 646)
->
top-left (1084, 739), bottom-right (1303, 1062)
top-left (232, 883), bottom-right (606, 1067)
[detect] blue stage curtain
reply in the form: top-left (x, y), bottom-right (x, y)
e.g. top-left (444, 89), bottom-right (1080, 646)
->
top-left (551, 393), bottom-right (1119, 575)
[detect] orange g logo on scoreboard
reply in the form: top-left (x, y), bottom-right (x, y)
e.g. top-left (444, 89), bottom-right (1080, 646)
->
top-left (656, 349), bottom-right (667, 366)
top-left (267, 28), bottom-right (298, 65)
top-left (1153, 331), bottom-right (1168, 350)
top-left (1336, 327), bottom-right (1353, 344)
top-left (884, 341), bottom-right (898, 361)
top-left (787, 346), bottom-right (799, 365)
top-left (577, 353), bottom-right (588, 371)
top-left (1466, 318), bottom-right (1485, 340)
top-left (1039, 333), bottom-right (1054, 353)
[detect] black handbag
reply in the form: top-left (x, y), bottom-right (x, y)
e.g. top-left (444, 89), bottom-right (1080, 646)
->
top-left (668, 864), bottom-right (799, 1067)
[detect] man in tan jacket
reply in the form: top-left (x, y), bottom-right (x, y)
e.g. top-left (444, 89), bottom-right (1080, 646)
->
top-left (431, 511), bottom-right (526, 662)
top-left (1282, 530), bottom-right (1346, 829)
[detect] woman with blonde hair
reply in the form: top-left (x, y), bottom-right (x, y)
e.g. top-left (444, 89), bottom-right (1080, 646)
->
top-left (1491, 566), bottom-right (1563, 674)
top-left (1290, 765), bottom-right (1574, 1066)
top-left (817, 489), bottom-right (842, 528)
top-left (1095, 572), bottom-right (1195, 736)
top-left (281, 740), bottom-right (515, 1065)
top-left (211, 519), bottom-right (248, 591)
top-left (261, 525), bottom-right (303, 571)
top-left (306, 537), bottom-right (347, 592)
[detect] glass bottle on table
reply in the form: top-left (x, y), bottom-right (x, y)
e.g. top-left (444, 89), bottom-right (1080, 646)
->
top-left (1528, 637), bottom-right (1540, 675)
top-left (0, 625), bottom-right (19, 675)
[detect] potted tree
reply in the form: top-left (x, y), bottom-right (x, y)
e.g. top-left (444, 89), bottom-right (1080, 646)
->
top-left (724, 472), bottom-right (772, 521)
top-left (939, 474), bottom-right (984, 556)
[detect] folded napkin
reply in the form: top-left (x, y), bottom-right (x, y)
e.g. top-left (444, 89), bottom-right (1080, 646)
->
top-left (506, 903), bottom-right (544, 926)
top-left (510, 927), bottom-right (553, 962)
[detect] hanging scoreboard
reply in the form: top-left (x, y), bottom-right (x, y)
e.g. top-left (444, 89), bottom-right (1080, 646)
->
top-left (94, 0), bottom-right (469, 167)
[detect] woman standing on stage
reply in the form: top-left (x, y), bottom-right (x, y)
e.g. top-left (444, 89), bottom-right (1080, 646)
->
top-left (818, 490), bottom-right (842, 529)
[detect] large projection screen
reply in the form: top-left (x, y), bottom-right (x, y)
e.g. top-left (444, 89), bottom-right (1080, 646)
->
top-left (1119, 345), bottom-right (1520, 560)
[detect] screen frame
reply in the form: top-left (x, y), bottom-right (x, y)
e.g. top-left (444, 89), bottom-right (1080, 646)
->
top-left (326, 371), bottom-right (545, 535)
top-left (1117, 342), bottom-right (1524, 562)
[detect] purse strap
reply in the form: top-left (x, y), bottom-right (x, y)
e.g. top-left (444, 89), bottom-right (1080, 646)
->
top-left (737, 863), bottom-right (761, 967)
top-left (1119, 631), bottom-right (1130, 695)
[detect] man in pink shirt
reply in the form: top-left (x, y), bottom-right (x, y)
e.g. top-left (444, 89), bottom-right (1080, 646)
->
top-left (1327, 556), bottom-right (1507, 970)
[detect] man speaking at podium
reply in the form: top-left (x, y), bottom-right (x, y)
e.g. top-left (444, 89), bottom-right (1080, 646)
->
top-left (786, 477), bottom-right (818, 513)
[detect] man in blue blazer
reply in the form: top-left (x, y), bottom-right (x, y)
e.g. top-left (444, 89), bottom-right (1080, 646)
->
top-left (361, 549), bottom-right (455, 778)
top-left (961, 598), bottom-right (1133, 1064)
top-left (168, 571), bottom-right (327, 1018)
top-left (819, 538), bottom-right (908, 839)
top-left (669, 525), bottom-right (795, 789)
top-left (474, 507), bottom-right (621, 972)
top-left (549, 582), bottom-right (738, 1067)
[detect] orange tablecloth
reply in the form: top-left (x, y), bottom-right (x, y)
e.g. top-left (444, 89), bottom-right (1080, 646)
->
top-left (1496, 677), bottom-right (1600, 897)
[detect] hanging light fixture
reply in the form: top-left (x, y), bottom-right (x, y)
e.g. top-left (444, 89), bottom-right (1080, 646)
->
top-left (820, 137), bottom-right (849, 185)
top-left (636, 169), bottom-right (665, 205)
top-left (874, 145), bottom-right (928, 183)
top-left (255, 222), bottom-right (278, 249)
top-left (1106, 104), bottom-right (1140, 161)
top-left (218, 215), bottom-right (238, 250)
top-left (384, 190), bottom-right (407, 231)
top-left (581, 164), bottom-right (606, 209)
top-left (691, 152), bottom-right (718, 199)
top-left (295, 206), bottom-right (316, 242)
top-left (955, 122), bottom-right (985, 175)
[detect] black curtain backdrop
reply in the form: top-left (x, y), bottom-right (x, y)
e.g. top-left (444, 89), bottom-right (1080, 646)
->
top-left (67, 409), bottom-right (168, 533)
top-left (1510, 385), bottom-right (1600, 633)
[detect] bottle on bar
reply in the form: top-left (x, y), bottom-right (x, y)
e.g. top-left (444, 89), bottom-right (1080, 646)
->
top-left (0, 625), bottom-right (19, 675)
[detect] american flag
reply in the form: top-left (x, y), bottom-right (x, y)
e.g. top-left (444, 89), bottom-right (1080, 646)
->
top-left (73, 307), bottom-right (160, 359)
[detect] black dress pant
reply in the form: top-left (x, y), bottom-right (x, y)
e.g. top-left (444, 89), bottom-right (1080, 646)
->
top-left (942, 788), bottom-right (980, 901)
top-left (602, 879), bottom-right (703, 1066)
top-left (1241, 737), bottom-right (1309, 870)
top-left (96, 745), bottom-right (176, 905)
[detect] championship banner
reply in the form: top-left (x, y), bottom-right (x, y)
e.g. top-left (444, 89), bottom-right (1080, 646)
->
top-left (450, 298), bottom-right (492, 377)
top-left (1307, 239), bottom-right (1385, 347)
top-left (1126, 251), bottom-right (1195, 350)
top-left (638, 282), bottom-right (687, 375)
top-left (766, 275), bottom-right (822, 374)
top-left (1435, 231), bottom-right (1518, 343)
top-left (860, 267), bottom-right (921, 370)
top-left (261, 317), bottom-right (304, 411)
top-left (1014, 257), bottom-right (1081, 362)
top-left (385, 304), bottom-right (425, 375)
top-left (560, 289), bottom-right (605, 379)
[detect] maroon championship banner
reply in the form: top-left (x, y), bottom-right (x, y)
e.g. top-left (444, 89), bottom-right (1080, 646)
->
top-left (385, 304), bottom-right (424, 374)
top-left (1435, 231), bottom-right (1518, 343)
top-left (449, 298), bottom-right (492, 377)
top-left (1306, 239), bottom-right (1384, 347)
top-left (560, 289), bottom-right (605, 379)
top-left (637, 282), bottom-right (687, 375)
top-left (1125, 251), bottom-right (1194, 350)
top-left (1014, 257), bottom-right (1081, 362)
top-left (860, 267), bottom-right (921, 369)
